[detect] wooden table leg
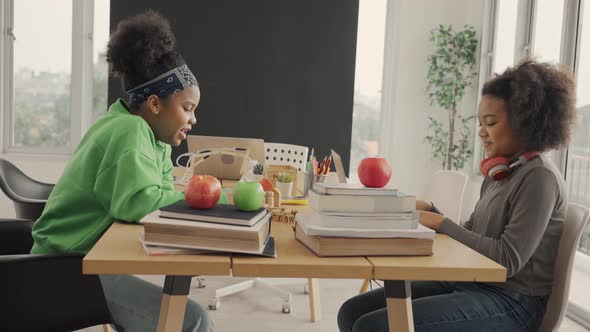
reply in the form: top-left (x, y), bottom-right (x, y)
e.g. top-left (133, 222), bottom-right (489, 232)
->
top-left (359, 278), bottom-right (371, 294)
top-left (307, 278), bottom-right (321, 322)
top-left (384, 280), bottom-right (413, 332)
top-left (157, 276), bottom-right (192, 332)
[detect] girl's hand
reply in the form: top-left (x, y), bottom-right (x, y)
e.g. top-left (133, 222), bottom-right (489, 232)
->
top-left (416, 199), bottom-right (433, 211)
top-left (419, 210), bottom-right (445, 230)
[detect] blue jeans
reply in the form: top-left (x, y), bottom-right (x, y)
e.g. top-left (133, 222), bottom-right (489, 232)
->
top-left (338, 281), bottom-right (547, 332)
top-left (100, 275), bottom-right (212, 332)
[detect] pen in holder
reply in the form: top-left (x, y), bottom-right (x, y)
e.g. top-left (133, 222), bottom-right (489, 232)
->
top-left (303, 172), bottom-right (327, 197)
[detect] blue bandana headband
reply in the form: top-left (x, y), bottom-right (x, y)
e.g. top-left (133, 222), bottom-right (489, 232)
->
top-left (127, 64), bottom-right (199, 104)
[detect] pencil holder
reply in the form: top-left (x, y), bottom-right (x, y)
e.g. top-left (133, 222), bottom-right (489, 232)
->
top-left (303, 172), bottom-right (327, 197)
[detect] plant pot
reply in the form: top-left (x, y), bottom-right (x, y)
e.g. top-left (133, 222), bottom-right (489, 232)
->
top-left (250, 174), bottom-right (263, 182)
top-left (275, 181), bottom-right (293, 198)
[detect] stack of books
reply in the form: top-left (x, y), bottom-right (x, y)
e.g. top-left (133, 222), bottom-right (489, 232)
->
top-left (294, 182), bottom-right (435, 256)
top-left (141, 200), bottom-right (275, 257)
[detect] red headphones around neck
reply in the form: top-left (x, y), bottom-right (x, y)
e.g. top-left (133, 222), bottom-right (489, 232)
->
top-left (480, 152), bottom-right (539, 181)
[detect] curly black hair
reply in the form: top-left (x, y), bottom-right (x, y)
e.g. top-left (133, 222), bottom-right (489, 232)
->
top-left (482, 59), bottom-right (576, 152)
top-left (106, 10), bottom-right (184, 93)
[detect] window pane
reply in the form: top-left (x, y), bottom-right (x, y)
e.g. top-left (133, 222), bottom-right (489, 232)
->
top-left (531, 0), bottom-right (565, 164)
top-left (349, 0), bottom-right (387, 181)
top-left (12, 0), bottom-right (72, 148)
top-left (567, 3), bottom-right (590, 257)
top-left (93, 0), bottom-right (110, 122)
top-left (492, 0), bottom-right (519, 74)
top-left (531, 0), bottom-right (565, 63)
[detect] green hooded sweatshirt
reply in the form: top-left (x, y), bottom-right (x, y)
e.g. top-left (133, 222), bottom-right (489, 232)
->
top-left (31, 99), bottom-right (184, 254)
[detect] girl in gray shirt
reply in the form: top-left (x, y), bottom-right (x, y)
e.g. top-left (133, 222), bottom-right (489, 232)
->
top-left (338, 59), bottom-right (576, 332)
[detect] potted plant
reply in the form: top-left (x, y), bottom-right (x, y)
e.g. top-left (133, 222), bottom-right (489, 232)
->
top-left (240, 160), bottom-right (264, 182)
top-left (425, 24), bottom-right (478, 170)
top-left (274, 172), bottom-right (293, 198)
top-left (252, 163), bottom-right (264, 182)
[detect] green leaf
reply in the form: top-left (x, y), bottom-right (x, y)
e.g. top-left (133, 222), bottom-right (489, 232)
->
top-left (424, 24), bottom-right (479, 168)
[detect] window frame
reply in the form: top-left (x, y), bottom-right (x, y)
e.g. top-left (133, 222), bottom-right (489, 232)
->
top-left (558, 0), bottom-right (582, 176)
top-left (474, 0), bottom-right (578, 174)
top-left (0, 0), bottom-right (96, 156)
top-left (377, 0), bottom-right (400, 166)
top-left (472, 0), bottom-right (537, 175)
top-left (470, 0), bottom-right (497, 176)
top-left (477, 0), bottom-right (590, 326)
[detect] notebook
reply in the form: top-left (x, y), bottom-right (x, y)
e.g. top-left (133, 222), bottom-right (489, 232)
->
top-left (296, 211), bottom-right (419, 230)
top-left (143, 213), bottom-right (271, 254)
top-left (308, 190), bottom-right (416, 213)
top-left (295, 224), bottom-right (433, 257)
top-left (141, 232), bottom-right (277, 257)
top-left (296, 214), bottom-right (433, 238)
top-left (160, 200), bottom-right (267, 226)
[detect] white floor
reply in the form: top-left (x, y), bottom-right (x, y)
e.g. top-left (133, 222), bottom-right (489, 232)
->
top-left (570, 266), bottom-right (590, 312)
top-left (77, 276), bottom-right (589, 332)
top-left (562, 318), bottom-right (590, 332)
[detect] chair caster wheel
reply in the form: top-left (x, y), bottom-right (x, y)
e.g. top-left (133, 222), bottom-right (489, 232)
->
top-left (208, 298), bottom-right (220, 310)
top-left (281, 302), bottom-right (291, 313)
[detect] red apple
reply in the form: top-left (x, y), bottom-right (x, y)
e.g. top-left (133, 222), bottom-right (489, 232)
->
top-left (185, 175), bottom-right (222, 209)
top-left (358, 157), bottom-right (392, 188)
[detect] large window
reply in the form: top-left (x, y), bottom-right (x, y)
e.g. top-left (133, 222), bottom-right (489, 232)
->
top-left (92, 0), bottom-right (110, 123)
top-left (12, 0), bottom-right (73, 150)
top-left (492, 0), bottom-right (519, 74)
top-left (1, 0), bottom-right (110, 155)
top-left (479, 0), bottom-right (569, 168)
top-left (348, 0), bottom-right (387, 181)
top-left (567, 0), bottom-right (590, 254)
top-left (530, 0), bottom-right (565, 62)
top-left (565, 0), bottom-right (590, 323)
top-left (484, 1), bottom-right (590, 324)
top-left (487, 0), bottom-right (590, 246)
top-left (472, 0), bottom-right (522, 169)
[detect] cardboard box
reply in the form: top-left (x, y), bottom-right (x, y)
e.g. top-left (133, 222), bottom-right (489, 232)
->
top-left (186, 135), bottom-right (265, 180)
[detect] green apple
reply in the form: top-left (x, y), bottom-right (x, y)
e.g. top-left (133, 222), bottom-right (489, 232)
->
top-left (233, 181), bottom-right (265, 211)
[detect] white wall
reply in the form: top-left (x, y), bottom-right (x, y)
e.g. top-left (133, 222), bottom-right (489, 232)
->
top-left (0, 156), bottom-right (68, 218)
top-left (383, 0), bottom-right (485, 222)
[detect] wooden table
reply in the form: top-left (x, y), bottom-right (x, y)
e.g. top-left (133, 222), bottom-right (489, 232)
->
top-left (83, 217), bottom-right (506, 332)
top-left (83, 223), bottom-right (231, 332)
top-left (366, 235), bottom-right (507, 331)
top-left (232, 220), bottom-right (372, 322)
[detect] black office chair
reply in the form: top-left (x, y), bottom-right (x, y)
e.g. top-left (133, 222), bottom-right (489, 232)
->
top-left (0, 219), bottom-right (117, 331)
top-left (0, 158), bottom-right (54, 220)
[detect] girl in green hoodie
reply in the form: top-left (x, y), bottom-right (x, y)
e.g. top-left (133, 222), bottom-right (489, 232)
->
top-left (31, 10), bottom-right (210, 332)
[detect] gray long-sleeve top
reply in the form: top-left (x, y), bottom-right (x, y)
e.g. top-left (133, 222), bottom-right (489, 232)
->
top-left (438, 155), bottom-right (565, 297)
